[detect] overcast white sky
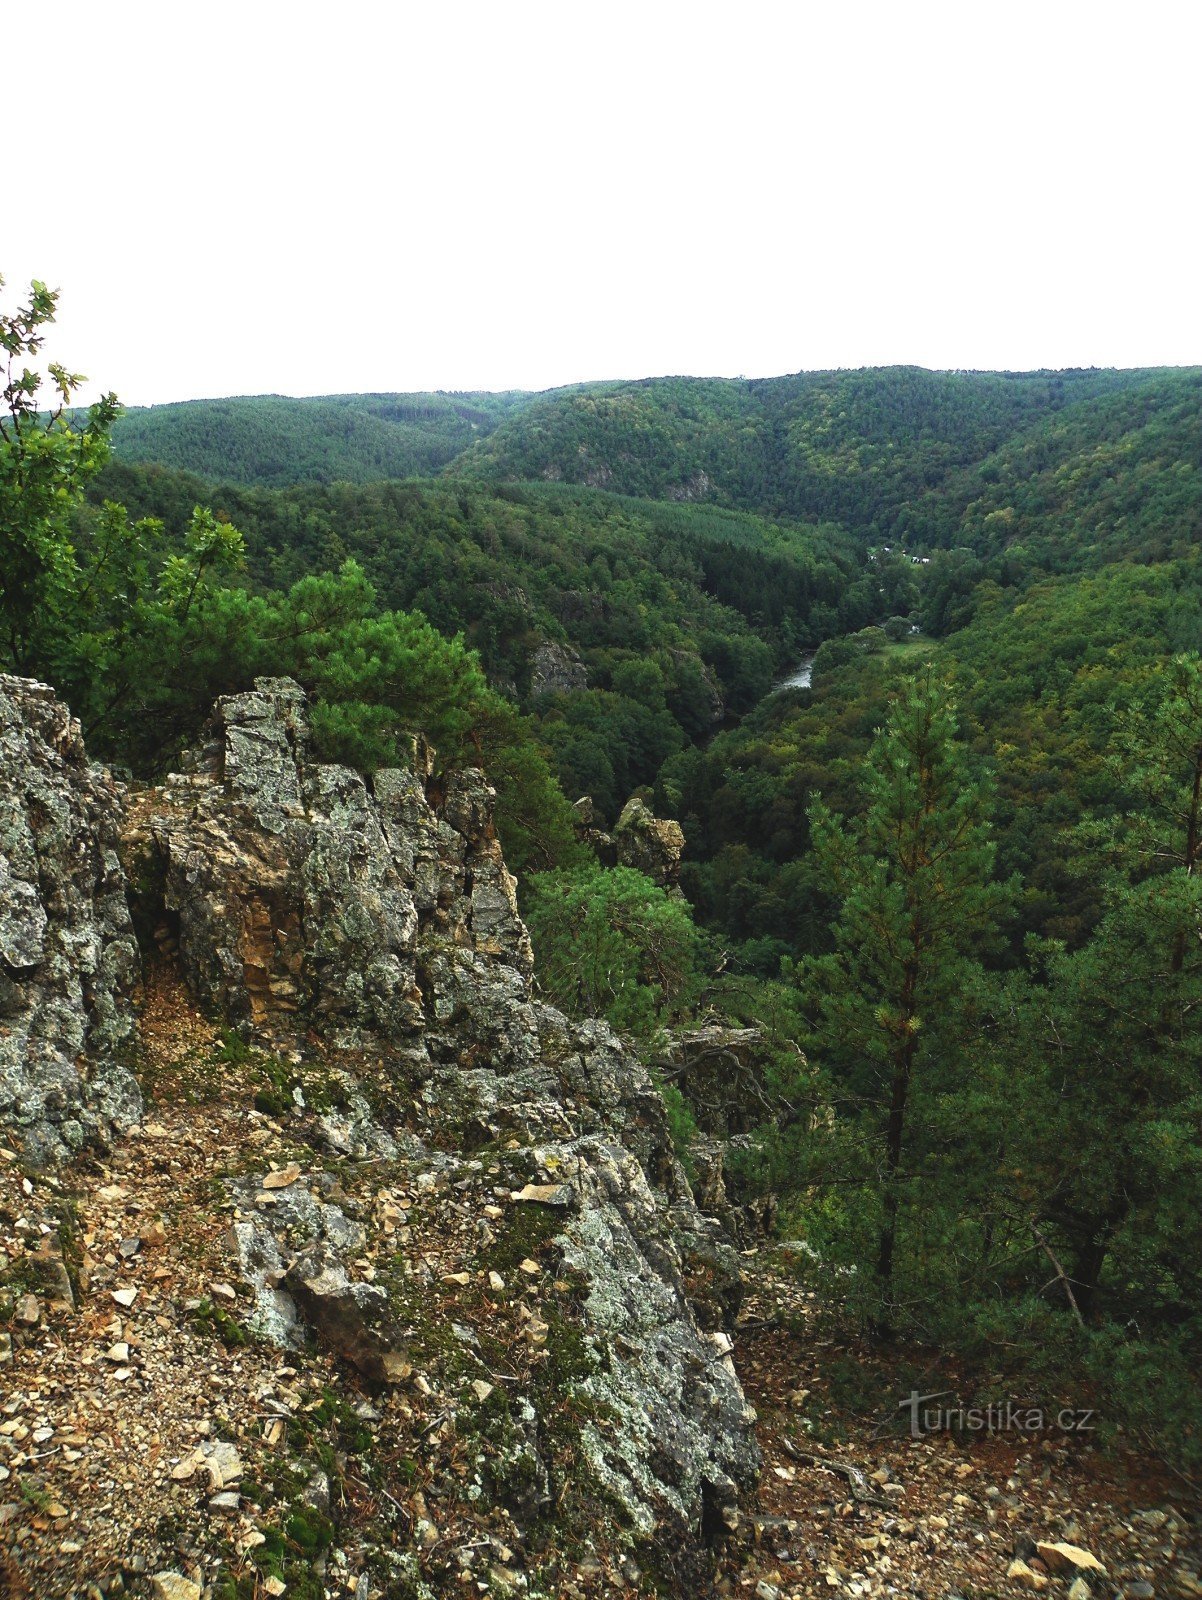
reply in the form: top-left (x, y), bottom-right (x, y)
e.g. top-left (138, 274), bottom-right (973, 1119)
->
top-left (9, 0), bottom-right (1200, 406)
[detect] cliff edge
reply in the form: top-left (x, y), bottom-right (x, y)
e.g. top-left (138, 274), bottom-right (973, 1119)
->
top-left (0, 675), bottom-right (758, 1599)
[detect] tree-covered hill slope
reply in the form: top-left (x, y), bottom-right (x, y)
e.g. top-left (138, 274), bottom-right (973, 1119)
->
top-left (110, 389), bottom-right (533, 485)
top-left (89, 461), bottom-right (871, 819)
top-left (896, 366), bottom-right (1202, 568)
top-left (113, 368), bottom-right (1199, 544)
top-left (457, 366), bottom-right (1192, 531)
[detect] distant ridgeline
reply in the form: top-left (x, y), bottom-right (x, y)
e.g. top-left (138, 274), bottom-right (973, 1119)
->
top-left (110, 366), bottom-right (1202, 549)
top-left (110, 389), bottom-right (534, 486)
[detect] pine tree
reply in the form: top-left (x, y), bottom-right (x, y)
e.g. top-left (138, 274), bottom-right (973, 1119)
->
top-left (1015, 654), bottom-right (1202, 1320)
top-left (802, 668), bottom-right (1006, 1329)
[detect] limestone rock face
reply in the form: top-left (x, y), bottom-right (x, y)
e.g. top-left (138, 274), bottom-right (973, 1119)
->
top-left (614, 796), bottom-right (686, 889)
top-left (125, 678), bottom-right (531, 1045)
top-left (132, 679), bottom-right (759, 1550)
top-left (0, 676), bottom-right (141, 1163)
top-left (529, 639), bottom-right (588, 699)
top-left (0, 674), bottom-right (759, 1561)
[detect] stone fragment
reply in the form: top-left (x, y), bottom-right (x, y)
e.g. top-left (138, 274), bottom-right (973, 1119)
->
top-left (262, 1164), bottom-right (302, 1190)
top-left (203, 1440), bottom-right (243, 1491)
top-left (511, 1182), bottom-right (572, 1206)
top-left (1008, 1560), bottom-right (1050, 1591)
top-left (284, 1243), bottom-right (409, 1383)
top-left (151, 1576), bottom-right (201, 1600)
top-left (1036, 1543), bottom-right (1107, 1577)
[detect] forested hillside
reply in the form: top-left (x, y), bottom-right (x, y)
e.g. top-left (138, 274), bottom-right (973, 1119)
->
top-left (92, 459), bottom-right (869, 820)
top-left (110, 389), bottom-right (532, 485)
top-left (114, 366), bottom-right (1200, 547)
top-left (7, 270), bottom-right (1202, 1493)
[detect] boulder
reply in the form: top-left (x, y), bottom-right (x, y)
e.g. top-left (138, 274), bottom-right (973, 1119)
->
top-left (1036, 1543), bottom-right (1107, 1577)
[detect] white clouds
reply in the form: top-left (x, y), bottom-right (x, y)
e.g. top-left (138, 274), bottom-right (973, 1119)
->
top-left (12, 0), bottom-right (1200, 404)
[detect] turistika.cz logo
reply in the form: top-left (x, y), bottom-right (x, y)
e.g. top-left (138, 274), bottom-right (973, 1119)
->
top-left (899, 1390), bottom-right (1096, 1438)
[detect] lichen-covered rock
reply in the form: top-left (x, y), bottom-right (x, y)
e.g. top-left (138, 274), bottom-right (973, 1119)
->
top-left (614, 796), bottom-right (686, 889)
top-left (0, 676), bottom-right (141, 1164)
top-left (127, 678), bottom-right (759, 1556)
top-left (228, 1169), bottom-right (369, 1348)
top-left (559, 1137), bottom-right (758, 1537)
top-left (529, 639), bottom-right (588, 699)
top-left (124, 678), bottom-right (530, 1046)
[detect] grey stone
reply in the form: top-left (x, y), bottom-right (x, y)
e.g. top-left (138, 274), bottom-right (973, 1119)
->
top-left (0, 676), bottom-right (142, 1164)
top-left (613, 796), bottom-right (685, 888)
top-left (12, 674), bottom-right (760, 1559)
top-left (284, 1241), bottom-right (409, 1383)
top-left (529, 640), bottom-right (588, 699)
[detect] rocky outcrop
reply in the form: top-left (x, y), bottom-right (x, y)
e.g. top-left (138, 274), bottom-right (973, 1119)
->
top-left (0, 673), bottom-right (760, 1569)
top-left (666, 469), bottom-right (712, 503)
top-left (671, 647), bottom-right (725, 726)
top-left (0, 676), bottom-right (141, 1164)
top-left (121, 678), bottom-right (531, 1046)
top-left (529, 639), bottom-right (588, 699)
top-left (123, 679), bottom-right (759, 1555)
top-left (614, 796), bottom-right (686, 889)
top-left (573, 794), bottom-right (689, 888)
top-left (656, 1026), bottom-right (774, 1138)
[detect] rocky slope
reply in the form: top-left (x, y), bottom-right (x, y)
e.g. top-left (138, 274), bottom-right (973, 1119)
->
top-left (0, 674), bottom-right (759, 1598)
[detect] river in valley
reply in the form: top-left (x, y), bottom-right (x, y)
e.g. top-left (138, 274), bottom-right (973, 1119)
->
top-left (771, 651), bottom-right (816, 693)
